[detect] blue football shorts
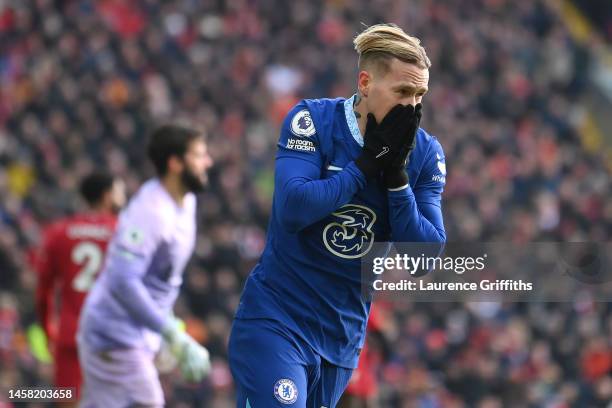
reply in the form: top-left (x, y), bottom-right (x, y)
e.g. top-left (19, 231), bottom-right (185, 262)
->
top-left (228, 318), bottom-right (354, 408)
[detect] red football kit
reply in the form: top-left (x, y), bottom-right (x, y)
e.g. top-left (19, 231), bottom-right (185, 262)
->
top-left (36, 212), bottom-right (117, 393)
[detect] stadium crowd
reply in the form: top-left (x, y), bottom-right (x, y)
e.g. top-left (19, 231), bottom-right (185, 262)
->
top-left (0, 0), bottom-right (611, 406)
top-left (573, 0), bottom-right (612, 43)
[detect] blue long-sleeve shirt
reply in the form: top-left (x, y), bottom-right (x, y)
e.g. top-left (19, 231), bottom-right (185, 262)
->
top-left (235, 96), bottom-right (446, 368)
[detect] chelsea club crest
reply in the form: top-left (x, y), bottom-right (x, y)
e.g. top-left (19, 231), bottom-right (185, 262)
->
top-left (274, 378), bottom-right (298, 404)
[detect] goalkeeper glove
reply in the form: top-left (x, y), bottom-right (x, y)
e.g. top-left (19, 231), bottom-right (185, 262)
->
top-left (161, 318), bottom-right (211, 382)
top-left (382, 103), bottom-right (422, 189)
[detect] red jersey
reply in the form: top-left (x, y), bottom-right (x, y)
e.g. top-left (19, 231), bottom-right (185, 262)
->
top-left (36, 212), bottom-right (117, 347)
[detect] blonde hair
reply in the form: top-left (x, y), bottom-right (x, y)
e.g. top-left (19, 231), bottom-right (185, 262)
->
top-left (353, 23), bottom-right (431, 74)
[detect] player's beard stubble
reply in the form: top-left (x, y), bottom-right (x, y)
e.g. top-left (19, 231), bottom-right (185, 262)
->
top-left (181, 166), bottom-right (207, 193)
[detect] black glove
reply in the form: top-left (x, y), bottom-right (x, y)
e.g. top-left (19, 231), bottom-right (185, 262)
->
top-left (355, 113), bottom-right (390, 178)
top-left (383, 103), bottom-right (422, 189)
top-left (355, 104), bottom-right (421, 179)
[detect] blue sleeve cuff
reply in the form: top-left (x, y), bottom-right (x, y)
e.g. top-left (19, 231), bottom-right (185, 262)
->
top-left (346, 161), bottom-right (368, 189)
top-left (388, 184), bottom-right (415, 199)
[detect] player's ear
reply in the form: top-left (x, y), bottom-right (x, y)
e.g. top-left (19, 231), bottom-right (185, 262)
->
top-left (358, 70), bottom-right (371, 98)
top-left (167, 155), bottom-right (184, 175)
top-left (100, 189), bottom-right (113, 210)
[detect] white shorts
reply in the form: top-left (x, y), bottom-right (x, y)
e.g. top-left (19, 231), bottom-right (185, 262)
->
top-left (78, 341), bottom-right (164, 408)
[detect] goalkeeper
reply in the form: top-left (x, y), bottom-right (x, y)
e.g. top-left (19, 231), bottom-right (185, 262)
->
top-left (229, 24), bottom-right (446, 408)
top-left (77, 125), bottom-right (214, 407)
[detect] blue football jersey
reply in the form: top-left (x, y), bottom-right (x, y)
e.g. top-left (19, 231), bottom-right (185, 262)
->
top-left (235, 95), bottom-right (446, 368)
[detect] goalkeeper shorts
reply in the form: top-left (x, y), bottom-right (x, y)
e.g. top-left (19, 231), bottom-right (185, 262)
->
top-left (77, 340), bottom-right (164, 408)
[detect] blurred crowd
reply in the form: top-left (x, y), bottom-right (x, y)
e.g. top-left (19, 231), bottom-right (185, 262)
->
top-left (573, 0), bottom-right (612, 43)
top-left (0, 0), bottom-right (611, 406)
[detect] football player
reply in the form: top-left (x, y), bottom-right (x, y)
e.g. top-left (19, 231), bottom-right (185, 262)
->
top-left (229, 24), bottom-right (446, 407)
